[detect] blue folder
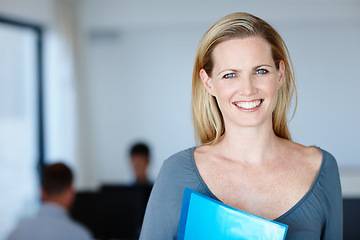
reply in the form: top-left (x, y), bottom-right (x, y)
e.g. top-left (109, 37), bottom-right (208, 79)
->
top-left (178, 188), bottom-right (288, 240)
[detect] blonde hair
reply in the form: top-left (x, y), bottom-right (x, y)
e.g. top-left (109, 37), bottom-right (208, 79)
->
top-left (192, 12), bottom-right (297, 145)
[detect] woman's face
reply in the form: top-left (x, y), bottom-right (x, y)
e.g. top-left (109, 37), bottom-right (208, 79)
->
top-left (200, 36), bottom-right (285, 130)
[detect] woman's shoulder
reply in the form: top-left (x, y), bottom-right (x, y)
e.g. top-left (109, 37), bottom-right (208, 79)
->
top-left (167, 146), bottom-right (196, 159)
top-left (282, 141), bottom-right (322, 172)
top-left (153, 146), bottom-right (207, 199)
top-left (312, 146), bottom-right (340, 180)
top-left (284, 140), bottom-right (339, 180)
top-left (159, 147), bottom-right (197, 176)
top-left (289, 141), bottom-right (337, 166)
top-left (165, 147), bottom-right (196, 164)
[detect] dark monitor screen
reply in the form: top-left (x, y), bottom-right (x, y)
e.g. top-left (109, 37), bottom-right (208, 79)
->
top-left (343, 198), bottom-right (360, 240)
top-left (71, 185), bottom-right (151, 240)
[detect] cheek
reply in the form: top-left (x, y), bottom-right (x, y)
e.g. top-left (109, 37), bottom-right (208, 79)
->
top-left (266, 84), bottom-right (280, 111)
top-left (212, 82), bottom-right (237, 99)
top-left (261, 78), bottom-right (281, 95)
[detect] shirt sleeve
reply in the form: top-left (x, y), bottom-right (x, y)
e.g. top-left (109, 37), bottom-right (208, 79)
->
top-left (139, 158), bottom-right (186, 240)
top-left (321, 151), bottom-right (343, 240)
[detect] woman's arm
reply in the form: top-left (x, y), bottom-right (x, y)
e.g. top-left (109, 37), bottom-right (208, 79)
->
top-left (139, 157), bottom-right (187, 240)
top-left (322, 152), bottom-right (343, 239)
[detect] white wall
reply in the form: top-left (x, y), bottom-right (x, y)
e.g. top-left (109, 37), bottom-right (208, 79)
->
top-left (0, 1), bottom-right (359, 238)
top-left (0, 0), bottom-right (79, 171)
top-left (77, 0), bottom-right (360, 195)
top-left (0, 2), bottom-right (56, 239)
top-left (0, 1), bottom-right (80, 238)
top-left (0, 0), bottom-right (55, 24)
top-left (1, 0), bottom-right (359, 199)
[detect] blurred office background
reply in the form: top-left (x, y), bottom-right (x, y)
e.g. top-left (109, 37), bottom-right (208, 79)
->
top-left (0, 0), bottom-right (359, 239)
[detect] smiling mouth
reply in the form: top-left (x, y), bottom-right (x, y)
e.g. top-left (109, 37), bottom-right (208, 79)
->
top-left (233, 99), bottom-right (263, 110)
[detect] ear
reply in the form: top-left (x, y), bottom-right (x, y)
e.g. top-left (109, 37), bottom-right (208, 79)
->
top-left (66, 186), bottom-right (75, 202)
top-left (200, 69), bottom-right (215, 96)
top-left (277, 60), bottom-right (285, 89)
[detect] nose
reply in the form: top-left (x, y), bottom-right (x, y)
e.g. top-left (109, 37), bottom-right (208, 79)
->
top-left (238, 75), bottom-right (257, 96)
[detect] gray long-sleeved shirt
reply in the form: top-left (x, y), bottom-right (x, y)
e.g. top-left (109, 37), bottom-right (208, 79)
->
top-left (7, 203), bottom-right (93, 240)
top-left (140, 146), bottom-right (343, 239)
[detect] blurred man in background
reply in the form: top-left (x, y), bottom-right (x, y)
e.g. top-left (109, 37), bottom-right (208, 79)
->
top-left (8, 163), bottom-right (92, 240)
top-left (129, 142), bottom-right (151, 186)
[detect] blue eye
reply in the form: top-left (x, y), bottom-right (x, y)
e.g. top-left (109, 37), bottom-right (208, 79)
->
top-left (256, 69), bottom-right (268, 75)
top-left (223, 73), bottom-right (236, 79)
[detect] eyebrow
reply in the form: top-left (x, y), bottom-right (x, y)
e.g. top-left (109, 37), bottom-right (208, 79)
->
top-left (216, 64), bottom-right (274, 76)
top-left (217, 69), bottom-right (238, 76)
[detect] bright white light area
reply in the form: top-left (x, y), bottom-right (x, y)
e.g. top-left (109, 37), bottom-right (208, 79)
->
top-left (0, 24), bottom-right (40, 240)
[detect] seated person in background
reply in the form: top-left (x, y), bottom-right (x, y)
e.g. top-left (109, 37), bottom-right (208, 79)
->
top-left (129, 142), bottom-right (152, 186)
top-left (7, 163), bottom-right (93, 240)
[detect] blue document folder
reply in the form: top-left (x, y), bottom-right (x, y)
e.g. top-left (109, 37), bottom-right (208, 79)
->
top-left (178, 188), bottom-right (288, 240)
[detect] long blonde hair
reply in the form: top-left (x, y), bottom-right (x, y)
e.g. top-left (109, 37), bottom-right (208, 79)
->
top-left (192, 12), bottom-right (297, 145)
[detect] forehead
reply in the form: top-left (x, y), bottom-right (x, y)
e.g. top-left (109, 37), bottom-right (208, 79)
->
top-left (212, 36), bottom-right (274, 70)
top-left (131, 154), bottom-right (149, 161)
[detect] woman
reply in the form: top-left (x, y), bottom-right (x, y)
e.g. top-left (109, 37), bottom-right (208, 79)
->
top-left (139, 12), bottom-right (342, 239)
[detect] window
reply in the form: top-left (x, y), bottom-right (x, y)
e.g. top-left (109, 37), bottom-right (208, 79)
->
top-left (0, 16), bottom-right (44, 240)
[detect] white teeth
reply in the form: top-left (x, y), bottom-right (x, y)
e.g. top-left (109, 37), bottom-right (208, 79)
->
top-left (235, 100), bottom-right (262, 109)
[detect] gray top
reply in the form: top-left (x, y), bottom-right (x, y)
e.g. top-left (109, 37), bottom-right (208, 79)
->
top-left (7, 203), bottom-right (93, 240)
top-left (139, 146), bottom-right (343, 240)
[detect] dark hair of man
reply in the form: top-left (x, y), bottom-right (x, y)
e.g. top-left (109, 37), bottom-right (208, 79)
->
top-left (130, 143), bottom-right (150, 158)
top-left (42, 163), bottom-right (73, 196)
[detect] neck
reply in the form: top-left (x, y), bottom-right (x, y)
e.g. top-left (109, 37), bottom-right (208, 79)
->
top-left (216, 123), bottom-right (283, 164)
top-left (42, 187), bottom-right (74, 211)
top-left (136, 176), bottom-right (148, 184)
top-left (44, 198), bottom-right (68, 211)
